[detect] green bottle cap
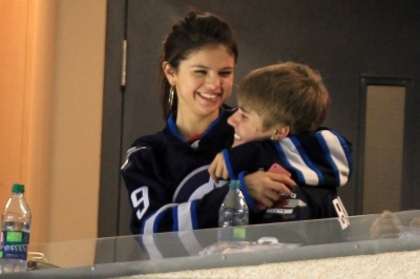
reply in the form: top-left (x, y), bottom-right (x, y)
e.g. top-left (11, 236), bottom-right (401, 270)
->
top-left (12, 183), bottom-right (25, 193)
top-left (229, 180), bottom-right (240, 189)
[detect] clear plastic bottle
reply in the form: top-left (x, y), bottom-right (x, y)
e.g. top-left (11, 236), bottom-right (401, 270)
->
top-left (218, 180), bottom-right (249, 228)
top-left (0, 244), bottom-right (3, 274)
top-left (1, 183), bottom-right (31, 273)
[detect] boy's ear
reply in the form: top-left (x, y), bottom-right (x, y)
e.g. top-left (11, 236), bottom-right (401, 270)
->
top-left (272, 126), bottom-right (290, 141)
top-left (162, 62), bottom-right (176, 84)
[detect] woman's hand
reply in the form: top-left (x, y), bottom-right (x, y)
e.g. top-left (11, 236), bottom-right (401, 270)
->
top-left (370, 210), bottom-right (402, 239)
top-left (244, 171), bottom-right (297, 209)
top-left (208, 153), bottom-right (229, 182)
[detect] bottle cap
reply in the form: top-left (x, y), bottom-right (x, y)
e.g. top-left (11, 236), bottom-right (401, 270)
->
top-left (228, 180), bottom-right (241, 189)
top-left (12, 183), bottom-right (25, 193)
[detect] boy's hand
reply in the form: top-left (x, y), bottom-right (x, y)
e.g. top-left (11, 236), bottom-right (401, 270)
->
top-left (409, 217), bottom-right (420, 228)
top-left (370, 210), bottom-right (402, 239)
top-left (208, 152), bottom-right (229, 182)
top-left (244, 171), bottom-right (296, 209)
top-left (255, 197), bottom-right (288, 211)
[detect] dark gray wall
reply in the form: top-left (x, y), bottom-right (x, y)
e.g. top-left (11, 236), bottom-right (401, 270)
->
top-left (99, 0), bottom-right (420, 237)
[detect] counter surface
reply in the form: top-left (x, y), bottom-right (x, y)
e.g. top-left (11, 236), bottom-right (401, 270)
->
top-left (2, 210), bottom-right (420, 278)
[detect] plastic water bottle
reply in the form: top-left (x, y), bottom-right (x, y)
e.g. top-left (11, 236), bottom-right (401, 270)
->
top-left (218, 180), bottom-right (249, 228)
top-left (1, 183), bottom-right (31, 273)
top-left (0, 245), bottom-right (3, 274)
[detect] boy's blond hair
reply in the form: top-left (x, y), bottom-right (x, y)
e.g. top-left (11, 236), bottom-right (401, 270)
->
top-left (238, 62), bottom-right (330, 134)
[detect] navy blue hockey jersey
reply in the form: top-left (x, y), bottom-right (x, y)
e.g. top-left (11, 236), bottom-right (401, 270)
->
top-left (121, 108), bottom-right (234, 235)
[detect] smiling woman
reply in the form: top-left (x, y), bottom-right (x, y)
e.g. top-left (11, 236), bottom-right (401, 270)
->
top-left (121, 10), bottom-right (299, 238)
top-left (121, 11), bottom-right (239, 236)
top-left (163, 45), bottom-right (235, 139)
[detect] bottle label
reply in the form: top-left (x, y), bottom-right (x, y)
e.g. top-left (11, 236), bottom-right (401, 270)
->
top-left (232, 227), bottom-right (246, 240)
top-left (1, 231), bottom-right (30, 260)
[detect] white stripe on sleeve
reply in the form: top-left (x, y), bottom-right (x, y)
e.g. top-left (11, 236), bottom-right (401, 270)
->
top-left (141, 234), bottom-right (162, 259)
top-left (177, 230), bottom-right (204, 256)
top-left (177, 202), bottom-right (194, 231)
top-left (280, 138), bottom-right (319, 185)
top-left (319, 130), bottom-right (350, 185)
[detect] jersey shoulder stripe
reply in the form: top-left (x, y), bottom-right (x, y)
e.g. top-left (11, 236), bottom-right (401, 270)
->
top-left (276, 139), bottom-right (320, 185)
top-left (316, 130), bottom-right (351, 186)
top-left (121, 146), bottom-right (149, 170)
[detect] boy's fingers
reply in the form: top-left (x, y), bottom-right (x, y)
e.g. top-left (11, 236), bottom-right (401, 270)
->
top-left (371, 223), bottom-right (402, 239)
top-left (377, 233), bottom-right (401, 239)
top-left (260, 197), bottom-right (273, 208)
top-left (380, 210), bottom-right (400, 221)
top-left (270, 183), bottom-right (292, 197)
top-left (267, 172), bottom-right (297, 189)
top-left (265, 189), bottom-right (280, 202)
top-left (370, 210), bottom-right (402, 239)
top-left (256, 202), bottom-right (267, 211)
top-left (409, 217), bottom-right (420, 228)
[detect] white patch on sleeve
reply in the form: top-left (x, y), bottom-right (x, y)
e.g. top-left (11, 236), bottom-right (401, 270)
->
top-left (280, 138), bottom-right (319, 185)
top-left (121, 146), bottom-right (149, 170)
top-left (319, 130), bottom-right (350, 185)
top-left (189, 178), bottom-right (227, 201)
top-left (177, 230), bottom-right (204, 256)
top-left (177, 202), bottom-right (193, 231)
top-left (141, 234), bottom-right (162, 259)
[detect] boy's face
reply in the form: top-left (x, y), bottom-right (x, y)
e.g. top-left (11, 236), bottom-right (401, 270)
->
top-left (227, 106), bottom-right (273, 147)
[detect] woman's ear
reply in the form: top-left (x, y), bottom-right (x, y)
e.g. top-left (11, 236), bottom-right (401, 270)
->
top-left (271, 125), bottom-right (290, 141)
top-left (162, 62), bottom-right (176, 85)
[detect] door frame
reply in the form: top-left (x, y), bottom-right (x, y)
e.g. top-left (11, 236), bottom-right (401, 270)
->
top-left (97, 0), bottom-right (127, 238)
top-left (356, 75), bottom-right (414, 215)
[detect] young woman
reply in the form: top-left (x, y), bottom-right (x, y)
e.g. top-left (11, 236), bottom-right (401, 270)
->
top-left (121, 11), bottom-right (295, 235)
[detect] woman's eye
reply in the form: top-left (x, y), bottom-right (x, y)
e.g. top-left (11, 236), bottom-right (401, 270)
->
top-left (195, 70), bottom-right (207, 75)
top-left (240, 114), bottom-right (248, 120)
top-left (219, 71), bottom-right (232, 77)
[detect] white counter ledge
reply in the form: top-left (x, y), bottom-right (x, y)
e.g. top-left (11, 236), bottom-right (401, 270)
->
top-left (118, 249), bottom-right (420, 279)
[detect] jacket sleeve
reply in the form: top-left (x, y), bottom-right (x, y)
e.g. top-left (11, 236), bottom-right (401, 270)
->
top-left (224, 130), bottom-right (353, 189)
top-left (222, 140), bottom-right (279, 179)
top-left (121, 145), bottom-right (229, 235)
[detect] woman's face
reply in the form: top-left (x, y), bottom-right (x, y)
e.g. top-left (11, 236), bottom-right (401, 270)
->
top-left (165, 45), bottom-right (235, 119)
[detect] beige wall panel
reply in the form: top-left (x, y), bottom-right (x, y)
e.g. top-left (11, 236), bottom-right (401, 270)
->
top-left (48, 0), bottom-right (105, 247)
top-left (22, 0), bottom-right (57, 245)
top-left (0, 0), bottom-right (105, 252)
top-left (0, 0), bottom-right (28, 212)
top-left (363, 85), bottom-right (405, 214)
